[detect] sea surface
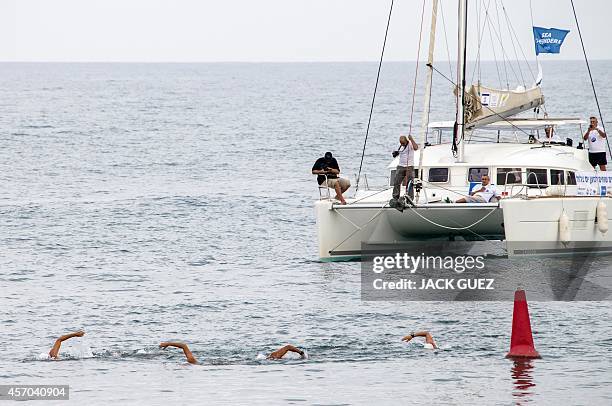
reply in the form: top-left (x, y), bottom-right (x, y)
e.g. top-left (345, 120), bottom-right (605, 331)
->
top-left (1, 61), bottom-right (611, 405)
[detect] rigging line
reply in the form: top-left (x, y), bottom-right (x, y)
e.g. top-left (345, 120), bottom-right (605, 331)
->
top-left (355, 0), bottom-right (394, 193)
top-left (494, 0), bottom-right (510, 89)
top-left (424, 8), bottom-right (437, 149)
top-left (328, 206), bottom-right (387, 254)
top-left (427, 63), bottom-right (535, 139)
top-left (470, 0), bottom-right (493, 87)
top-left (439, 0), bottom-right (456, 111)
top-left (528, 0), bottom-right (538, 63)
top-left (439, 1), bottom-right (455, 85)
top-left (499, 0), bottom-right (526, 86)
top-left (347, 186), bottom-right (392, 205)
top-left (477, 0), bottom-right (482, 84)
top-left (570, 0), bottom-right (612, 158)
top-left (408, 0), bottom-right (427, 135)
top-left (504, 0), bottom-right (536, 83)
top-left (470, 0), bottom-right (481, 86)
top-left (525, 0), bottom-right (545, 115)
top-left (484, 8), bottom-right (503, 89)
top-left (405, 205), bottom-right (499, 231)
top-left (486, 3), bottom-right (523, 87)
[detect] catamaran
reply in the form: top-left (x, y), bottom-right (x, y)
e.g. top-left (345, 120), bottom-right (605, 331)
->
top-left (315, 0), bottom-right (612, 261)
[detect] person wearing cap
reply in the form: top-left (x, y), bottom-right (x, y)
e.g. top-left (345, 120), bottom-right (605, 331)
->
top-left (312, 152), bottom-right (351, 205)
top-left (391, 135), bottom-right (419, 210)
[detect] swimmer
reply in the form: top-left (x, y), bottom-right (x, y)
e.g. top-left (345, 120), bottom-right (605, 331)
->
top-left (267, 344), bottom-right (306, 360)
top-left (158, 342), bottom-right (305, 364)
top-left (159, 342), bottom-right (198, 364)
top-left (401, 330), bottom-right (438, 349)
top-left (48, 330), bottom-right (85, 359)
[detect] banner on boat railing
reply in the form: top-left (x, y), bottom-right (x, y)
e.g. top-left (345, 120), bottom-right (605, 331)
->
top-left (575, 171), bottom-right (612, 196)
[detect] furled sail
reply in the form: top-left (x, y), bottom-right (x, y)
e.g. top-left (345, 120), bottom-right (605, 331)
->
top-left (456, 84), bottom-right (545, 129)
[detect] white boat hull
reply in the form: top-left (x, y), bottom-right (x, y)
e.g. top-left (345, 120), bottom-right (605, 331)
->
top-left (316, 197), bottom-right (612, 260)
top-left (501, 197), bottom-right (612, 256)
top-left (315, 200), bottom-right (503, 260)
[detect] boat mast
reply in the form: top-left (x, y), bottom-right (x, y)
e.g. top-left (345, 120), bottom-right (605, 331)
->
top-left (456, 0), bottom-right (468, 162)
top-left (418, 0), bottom-right (438, 185)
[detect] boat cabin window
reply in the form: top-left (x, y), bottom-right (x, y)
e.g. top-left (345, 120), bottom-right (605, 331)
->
top-left (550, 169), bottom-right (565, 185)
top-left (428, 168), bottom-right (449, 183)
top-left (497, 168), bottom-right (522, 185)
top-left (566, 171), bottom-right (577, 185)
top-left (468, 168), bottom-right (489, 182)
top-left (526, 168), bottom-right (548, 187)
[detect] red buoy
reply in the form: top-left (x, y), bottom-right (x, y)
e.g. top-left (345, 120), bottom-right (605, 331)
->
top-left (506, 289), bottom-right (541, 359)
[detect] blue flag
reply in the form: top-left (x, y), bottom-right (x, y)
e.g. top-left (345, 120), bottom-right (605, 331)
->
top-left (533, 26), bottom-right (570, 55)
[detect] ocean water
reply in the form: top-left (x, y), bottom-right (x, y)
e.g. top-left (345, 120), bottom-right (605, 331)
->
top-left (1, 61), bottom-right (611, 405)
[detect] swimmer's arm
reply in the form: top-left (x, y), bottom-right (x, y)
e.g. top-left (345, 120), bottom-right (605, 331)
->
top-left (402, 331), bottom-right (438, 348)
top-left (159, 342), bottom-right (198, 364)
top-left (49, 330), bottom-right (85, 359)
top-left (268, 345), bottom-right (305, 360)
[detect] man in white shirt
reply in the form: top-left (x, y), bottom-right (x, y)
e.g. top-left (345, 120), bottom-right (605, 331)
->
top-left (456, 175), bottom-right (497, 203)
top-left (542, 125), bottom-right (562, 143)
top-left (583, 116), bottom-right (607, 171)
top-left (540, 113), bottom-right (562, 143)
top-left (391, 135), bottom-right (419, 210)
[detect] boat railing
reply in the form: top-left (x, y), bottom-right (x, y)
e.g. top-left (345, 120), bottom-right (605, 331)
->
top-left (354, 173), bottom-right (370, 191)
top-left (503, 170), bottom-right (548, 198)
top-left (317, 174), bottom-right (332, 201)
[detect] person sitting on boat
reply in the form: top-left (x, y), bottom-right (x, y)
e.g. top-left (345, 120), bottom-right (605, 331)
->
top-left (456, 174), bottom-right (498, 203)
top-left (312, 152), bottom-right (350, 205)
top-left (391, 135), bottom-right (419, 209)
top-left (48, 330), bottom-right (85, 359)
top-left (539, 113), bottom-right (562, 144)
top-left (543, 125), bottom-right (562, 143)
top-left (402, 330), bottom-right (438, 349)
top-left (583, 116), bottom-right (607, 171)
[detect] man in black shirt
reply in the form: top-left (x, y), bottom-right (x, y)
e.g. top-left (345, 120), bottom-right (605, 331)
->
top-left (312, 152), bottom-right (351, 204)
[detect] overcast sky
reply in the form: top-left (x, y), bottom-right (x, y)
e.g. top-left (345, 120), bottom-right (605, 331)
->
top-left (0, 0), bottom-right (609, 62)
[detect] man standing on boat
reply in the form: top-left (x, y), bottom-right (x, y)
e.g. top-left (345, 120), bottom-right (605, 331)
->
top-left (583, 116), bottom-right (607, 171)
top-left (391, 135), bottom-right (419, 210)
top-left (312, 152), bottom-right (351, 205)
